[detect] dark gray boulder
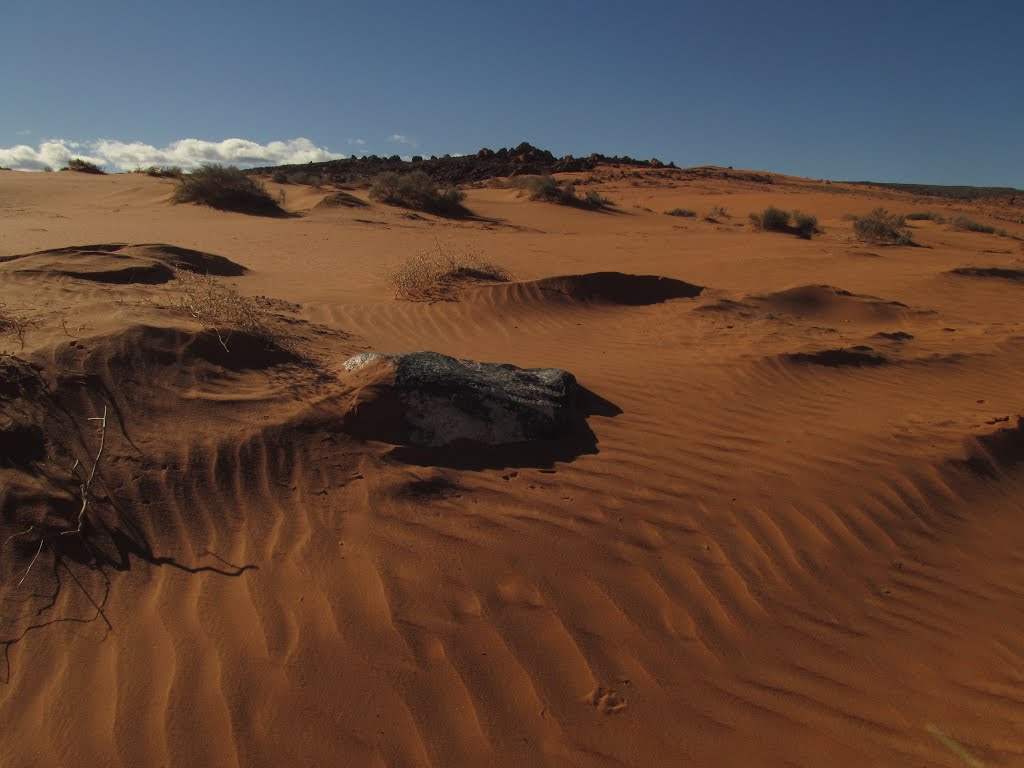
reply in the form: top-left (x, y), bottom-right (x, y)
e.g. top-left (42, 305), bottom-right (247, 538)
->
top-left (341, 351), bottom-right (578, 447)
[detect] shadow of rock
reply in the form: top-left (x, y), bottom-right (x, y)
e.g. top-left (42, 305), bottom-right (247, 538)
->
top-left (385, 386), bottom-right (622, 470)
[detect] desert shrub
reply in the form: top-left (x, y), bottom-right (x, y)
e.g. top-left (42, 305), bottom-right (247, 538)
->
top-left (386, 240), bottom-right (512, 301)
top-left (144, 165), bottom-right (182, 179)
top-left (749, 206), bottom-right (791, 232)
top-left (172, 163), bottom-right (283, 215)
top-left (852, 208), bottom-right (912, 245)
top-left (950, 216), bottom-right (999, 234)
top-left (174, 271), bottom-right (289, 352)
top-left (705, 205), bottom-right (728, 222)
top-left (748, 207), bottom-right (819, 239)
top-left (369, 170), bottom-right (466, 215)
top-left (665, 208), bottom-right (697, 218)
top-left (522, 175), bottom-right (612, 209)
top-left (0, 304), bottom-right (31, 351)
top-left (585, 189), bottom-right (614, 207)
top-left (791, 211), bottom-right (819, 239)
top-left (271, 170), bottom-right (288, 183)
top-left (905, 211), bottom-right (945, 223)
top-left (63, 158), bottom-right (105, 174)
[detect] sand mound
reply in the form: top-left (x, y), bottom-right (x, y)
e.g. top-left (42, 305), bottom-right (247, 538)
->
top-left (957, 416), bottom-right (1024, 476)
top-left (950, 266), bottom-right (1024, 281)
top-left (782, 346), bottom-right (889, 367)
top-left (0, 243), bottom-right (246, 284)
top-left (473, 271), bottom-right (703, 307)
top-left (754, 284), bottom-right (910, 322)
top-left (313, 191), bottom-right (369, 209)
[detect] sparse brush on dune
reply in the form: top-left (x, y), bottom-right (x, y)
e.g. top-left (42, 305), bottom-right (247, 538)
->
top-left (704, 205), bottom-right (728, 222)
top-left (852, 208), bottom-right (913, 245)
top-left (950, 216), bottom-right (1006, 236)
top-left (143, 165), bottom-right (183, 179)
top-left (0, 304), bottom-right (31, 351)
top-left (172, 163), bottom-right (284, 216)
top-left (173, 271), bottom-right (291, 352)
top-left (369, 170), bottom-right (467, 215)
top-left (386, 240), bottom-right (512, 301)
top-left (665, 208), bottom-right (696, 217)
top-left (905, 211), bottom-right (946, 223)
top-left (63, 158), bottom-right (105, 174)
top-left (748, 207), bottom-right (819, 238)
top-left (520, 175), bottom-right (614, 210)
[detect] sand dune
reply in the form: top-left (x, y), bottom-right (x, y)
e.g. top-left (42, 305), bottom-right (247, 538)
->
top-left (1, 168), bottom-right (1024, 766)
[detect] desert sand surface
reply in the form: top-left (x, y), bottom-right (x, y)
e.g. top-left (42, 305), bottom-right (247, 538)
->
top-left (2, 166), bottom-right (1024, 767)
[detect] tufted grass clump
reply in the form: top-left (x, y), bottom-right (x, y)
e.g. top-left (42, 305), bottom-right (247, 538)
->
top-left (749, 207), bottom-right (819, 239)
top-left (386, 241), bottom-right (513, 301)
top-left (665, 208), bottom-right (697, 218)
top-left (852, 208), bottom-right (913, 245)
top-left (905, 211), bottom-right (945, 223)
top-left (950, 216), bottom-right (1005, 236)
top-left (172, 163), bottom-right (284, 216)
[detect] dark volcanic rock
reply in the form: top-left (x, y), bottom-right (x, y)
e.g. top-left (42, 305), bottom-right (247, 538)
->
top-left (341, 351), bottom-right (578, 447)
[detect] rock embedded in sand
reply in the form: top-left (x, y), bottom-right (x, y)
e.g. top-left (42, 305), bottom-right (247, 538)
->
top-left (341, 351), bottom-right (578, 447)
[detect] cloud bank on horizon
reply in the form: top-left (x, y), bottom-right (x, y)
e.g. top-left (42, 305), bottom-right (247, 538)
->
top-left (0, 137), bottom-right (345, 172)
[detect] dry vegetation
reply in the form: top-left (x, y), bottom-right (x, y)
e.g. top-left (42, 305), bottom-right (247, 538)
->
top-left (369, 171), bottom-right (467, 215)
top-left (386, 240), bottom-right (513, 301)
top-left (852, 208), bottom-right (913, 245)
top-left (63, 158), bottom-right (105, 174)
top-left (665, 207), bottom-right (696, 218)
top-left (749, 206), bottom-right (819, 239)
top-left (174, 271), bottom-right (289, 352)
top-left (0, 304), bottom-right (31, 351)
top-left (173, 163), bottom-right (284, 216)
top-left (518, 175), bottom-right (614, 210)
top-left (951, 216), bottom-right (1007, 236)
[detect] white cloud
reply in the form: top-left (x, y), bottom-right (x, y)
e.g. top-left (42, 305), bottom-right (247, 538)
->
top-left (0, 137), bottom-right (345, 172)
top-left (347, 138), bottom-right (366, 146)
top-left (387, 133), bottom-right (416, 147)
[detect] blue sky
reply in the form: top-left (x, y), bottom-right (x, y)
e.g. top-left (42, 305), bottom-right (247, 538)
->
top-left (2, 0), bottom-right (1021, 186)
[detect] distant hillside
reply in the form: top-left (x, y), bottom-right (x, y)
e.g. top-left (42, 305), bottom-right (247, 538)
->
top-left (844, 180), bottom-right (1024, 202)
top-left (247, 142), bottom-right (676, 186)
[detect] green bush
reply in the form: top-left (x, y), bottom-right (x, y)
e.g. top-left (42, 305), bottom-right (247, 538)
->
top-left (172, 163), bottom-right (283, 216)
top-left (369, 170), bottom-right (466, 215)
top-left (64, 158), bottom-right (105, 174)
top-left (665, 208), bottom-right (696, 218)
top-left (852, 208), bottom-right (912, 245)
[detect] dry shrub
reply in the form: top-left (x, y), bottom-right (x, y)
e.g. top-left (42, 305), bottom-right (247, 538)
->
top-left (0, 304), bottom-right (32, 351)
top-left (665, 208), bottom-right (696, 217)
top-left (63, 158), bottom-right (105, 174)
top-left (386, 241), bottom-right (513, 301)
top-left (853, 208), bottom-right (913, 245)
top-left (369, 171), bottom-right (466, 215)
top-left (905, 211), bottom-right (945, 223)
top-left (951, 216), bottom-right (1004, 235)
top-left (705, 205), bottom-right (728, 222)
top-left (173, 163), bottom-right (283, 216)
top-left (144, 165), bottom-right (183, 179)
top-left (174, 271), bottom-right (288, 352)
top-left (520, 175), bottom-right (612, 209)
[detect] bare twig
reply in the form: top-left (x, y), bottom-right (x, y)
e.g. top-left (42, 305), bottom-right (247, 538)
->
top-left (65, 406), bottom-right (108, 536)
top-left (16, 539), bottom-right (46, 588)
